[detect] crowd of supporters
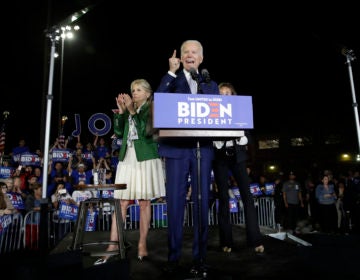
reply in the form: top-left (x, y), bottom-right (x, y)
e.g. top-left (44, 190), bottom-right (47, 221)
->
top-left (1, 135), bottom-right (360, 239)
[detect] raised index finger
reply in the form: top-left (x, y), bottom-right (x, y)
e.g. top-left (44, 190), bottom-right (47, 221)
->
top-left (171, 49), bottom-right (177, 58)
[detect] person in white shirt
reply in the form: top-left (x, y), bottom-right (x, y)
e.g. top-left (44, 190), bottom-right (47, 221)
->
top-left (212, 82), bottom-right (264, 255)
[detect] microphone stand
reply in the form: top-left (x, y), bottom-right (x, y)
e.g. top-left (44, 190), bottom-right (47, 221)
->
top-left (192, 77), bottom-right (208, 279)
top-left (189, 140), bottom-right (208, 279)
top-left (188, 69), bottom-right (208, 277)
top-left (196, 78), bottom-right (202, 94)
top-left (342, 48), bottom-right (360, 159)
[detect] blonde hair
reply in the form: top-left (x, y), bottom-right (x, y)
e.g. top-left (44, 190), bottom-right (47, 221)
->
top-left (129, 79), bottom-right (158, 139)
top-left (130, 79), bottom-right (153, 97)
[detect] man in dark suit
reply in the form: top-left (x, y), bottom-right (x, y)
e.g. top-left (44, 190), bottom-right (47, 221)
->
top-left (156, 40), bottom-right (219, 274)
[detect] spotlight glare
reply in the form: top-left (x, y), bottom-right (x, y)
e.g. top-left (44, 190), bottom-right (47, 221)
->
top-left (66, 32), bottom-right (74, 39)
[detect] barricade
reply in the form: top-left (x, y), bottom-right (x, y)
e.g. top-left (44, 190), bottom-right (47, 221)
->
top-left (22, 209), bottom-right (76, 250)
top-left (209, 197), bottom-right (275, 228)
top-left (184, 201), bottom-right (213, 227)
top-left (254, 197), bottom-right (275, 228)
top-left (125, 202), bottom-right (169, 229)
top-left (22, 209), bottom-right (117, 251)
top-left (0, 212), bottom-right (23, 254)
top-left (151, 203), bottom-right (168, 228)
top-left (2, 196), bottom-right (275, 254)
top-left (126, 198), bottom-right (275, 229)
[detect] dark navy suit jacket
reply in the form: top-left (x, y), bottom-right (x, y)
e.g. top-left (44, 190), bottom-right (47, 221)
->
top-left (156, 70), bottom-right (219, 158)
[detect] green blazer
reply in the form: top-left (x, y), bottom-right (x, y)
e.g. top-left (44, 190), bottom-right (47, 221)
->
top-left (113, 101), bottom-right (159, 162)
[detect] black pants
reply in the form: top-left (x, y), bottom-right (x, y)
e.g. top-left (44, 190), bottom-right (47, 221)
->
top-left (318, 203), bottom-right (338, 233)
top-left (283, 203), bottom-right (300, 231)
top-left (213, 155), bottom-right (262, 248)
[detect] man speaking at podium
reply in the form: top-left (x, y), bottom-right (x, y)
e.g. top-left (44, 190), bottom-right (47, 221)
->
top-left (156, 40), bottom-right (219, 275)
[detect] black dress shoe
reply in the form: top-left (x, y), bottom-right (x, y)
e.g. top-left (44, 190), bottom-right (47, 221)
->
top-left (190, 260), bottom-right (209, 277)
top-left (162, 261), bottom-right (179, 273)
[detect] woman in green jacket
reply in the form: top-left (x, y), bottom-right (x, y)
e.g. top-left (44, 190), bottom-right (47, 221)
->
top-left (95, 79), bottom-right (165, 265)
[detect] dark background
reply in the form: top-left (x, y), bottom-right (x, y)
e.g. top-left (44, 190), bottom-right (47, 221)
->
top-left (2, 0), bottom-right (360, 153)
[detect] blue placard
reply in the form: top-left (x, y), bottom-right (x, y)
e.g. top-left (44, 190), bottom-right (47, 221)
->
top-left (0, 167), bottom-right (14, 178)
top-left (230, 187), bottom-right (241, 200)
top-left (58, 201), bottom-right (78, 220)
top-left (0, 214), bottom-right (12, 235)
top-left (7, 192), bottom-right (25, 210)
top-left (229, 198), bottom-right (239, 213)
top-left (249, 183), bottom-right (263, 196)
top-left (154, 93), bottom-right (253, 129)
top-left (51, 148), bottom-right (72, 162)
top-left (85, 210), bottom-right (98, 231)
top-left (19, 152), bottom-right (41, 166)
top-left (215, 198), bottom-right (239, 213)
top-left (265, 183), bottom-right (275, 195)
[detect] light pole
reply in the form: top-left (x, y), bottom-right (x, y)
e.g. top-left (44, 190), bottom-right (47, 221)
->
top-left (57, 25), bottom-right (79, 137)
top-left (39, 5), bottom-right (94, 254)
top-left (342, 47), bottom-right (360, 161)
top-left (42, 5), bottom-right (94, 198)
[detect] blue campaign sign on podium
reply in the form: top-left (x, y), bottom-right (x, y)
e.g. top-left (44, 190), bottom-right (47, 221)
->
top-left (153, 93), bottom-right (253, 129)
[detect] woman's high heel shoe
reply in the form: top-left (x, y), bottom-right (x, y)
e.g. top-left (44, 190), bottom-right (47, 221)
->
top-left (222, 246), bottom-right (232, 253)
top-left (137, 245), bottom-right (148, 261)
top-left (94, 258), bottom-right (107, 265)
top-left (255, 245), bottom-right (265, 255)
top-left (137, 255), bottom-right (149, 261)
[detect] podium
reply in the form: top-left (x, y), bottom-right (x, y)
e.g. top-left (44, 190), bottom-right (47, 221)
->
top-left (154, 93), bottom-right (252, 267)
top-left (69, 184), bottom-right (127, 259)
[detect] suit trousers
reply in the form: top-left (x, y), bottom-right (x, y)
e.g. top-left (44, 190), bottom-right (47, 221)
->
top-left (164, 146), bottom-right (213, 263)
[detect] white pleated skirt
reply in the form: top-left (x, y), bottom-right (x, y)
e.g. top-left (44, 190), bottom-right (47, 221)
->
top-left (114, 144), bottom-right (166, 200)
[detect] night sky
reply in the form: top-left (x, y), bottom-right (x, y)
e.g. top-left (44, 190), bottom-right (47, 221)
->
top-left (2, 0), bottom-right (360, 153)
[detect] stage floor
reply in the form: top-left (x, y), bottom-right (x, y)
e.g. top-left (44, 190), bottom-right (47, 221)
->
top-left (49, 225), bottom-right (360, 280)
top-left (2, 225), bottom-right (360, 279)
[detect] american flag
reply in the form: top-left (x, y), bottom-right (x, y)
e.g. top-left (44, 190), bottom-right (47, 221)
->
top-left (0, 124), bottom-right (5, 154)
top-left (0, 111), bottom-right (9, 154)
top-left (58, 134), bottom-right (66, 148)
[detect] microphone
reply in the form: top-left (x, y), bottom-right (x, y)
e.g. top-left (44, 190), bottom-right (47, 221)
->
top-left (201, 69), bottom-right (211, 83)
top-left (189, 67), bottom-right (202, 93)
top-left (189, 67), bottom-right (199, 81)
